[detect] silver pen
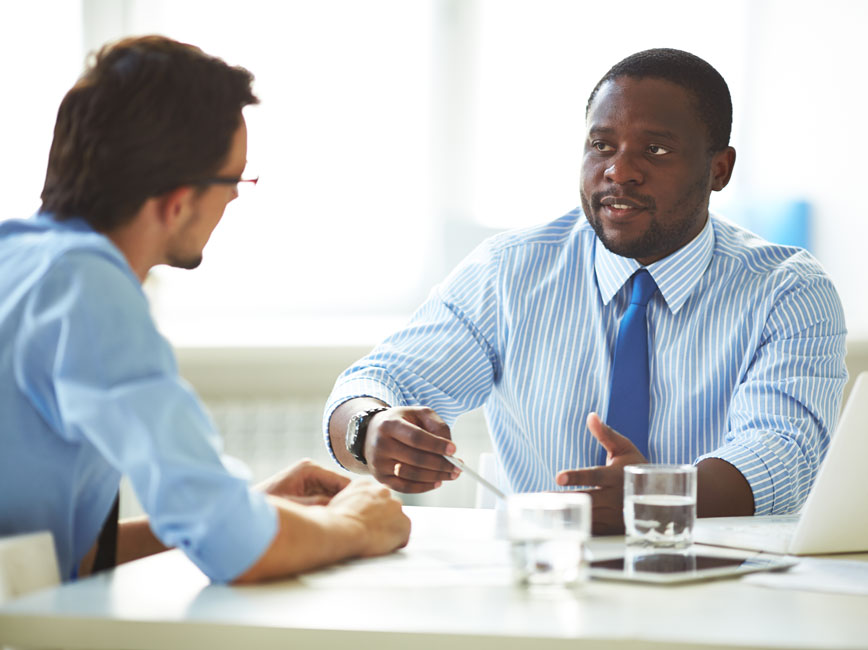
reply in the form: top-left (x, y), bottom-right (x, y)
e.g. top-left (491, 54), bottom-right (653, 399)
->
top-left (443, 454), bottom-right (506, 500)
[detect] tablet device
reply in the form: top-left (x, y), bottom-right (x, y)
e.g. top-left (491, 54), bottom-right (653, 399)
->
top-left (589, 552), bottom-right (797, 585)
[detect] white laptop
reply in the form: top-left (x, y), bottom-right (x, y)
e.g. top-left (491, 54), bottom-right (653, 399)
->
top-left (694, 372), bottom-right (868, 556)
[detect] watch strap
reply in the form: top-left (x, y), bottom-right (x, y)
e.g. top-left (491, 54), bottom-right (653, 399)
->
top-left (346, 406), bottom-right (389, 464)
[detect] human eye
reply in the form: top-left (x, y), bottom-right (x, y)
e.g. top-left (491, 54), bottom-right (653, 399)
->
top-left (647, 144), bottom-right (671, 156)
top-left (591, 140), bottom-right (614, 153)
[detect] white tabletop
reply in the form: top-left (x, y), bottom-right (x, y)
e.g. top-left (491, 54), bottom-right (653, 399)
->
top-left (1, 506), bottom-right (867, 650)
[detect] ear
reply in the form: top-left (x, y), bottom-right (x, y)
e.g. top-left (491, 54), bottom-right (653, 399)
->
top-left (710, 146), bottom-right (736, 192)
top-left (156, 186), bottom-right (196, 231)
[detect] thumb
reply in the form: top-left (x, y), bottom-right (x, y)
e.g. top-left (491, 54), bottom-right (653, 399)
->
top-left (408, 407), bottom-right (453, 442)
top-left (587, 412), bottom-right (642, 461)
top-left (309, 468), bottom-right (352, 496)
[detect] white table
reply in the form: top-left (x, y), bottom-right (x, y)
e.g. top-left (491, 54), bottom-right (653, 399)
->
top-left (1, 506), bottom-right (867, 650)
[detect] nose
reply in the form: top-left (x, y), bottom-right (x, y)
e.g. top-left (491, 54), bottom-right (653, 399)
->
top-left (604, 150), bottom-right (644, 185)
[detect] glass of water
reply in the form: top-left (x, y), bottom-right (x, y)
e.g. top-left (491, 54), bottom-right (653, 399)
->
top-left (623, 464), bottom-right (697, 549)
top-left (506, 492), bottom-right (591, 587)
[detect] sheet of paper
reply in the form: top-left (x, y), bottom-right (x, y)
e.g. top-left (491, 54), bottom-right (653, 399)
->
top-left (742, 557), bottom-right (868, 596)
top-left (299, 541), bottom-right (514, 588)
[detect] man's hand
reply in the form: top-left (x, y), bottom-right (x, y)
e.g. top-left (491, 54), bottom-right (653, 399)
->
top-left (363, 406), bottom-right (460, 493)
top-left (326, 479), bottom-right (411, 556)
top-left (555, 412), bottom-right (647, 535)
top-left (234, 478), bottom-right (411, 583)
top-left (255, 458), bottom-right (351, 505)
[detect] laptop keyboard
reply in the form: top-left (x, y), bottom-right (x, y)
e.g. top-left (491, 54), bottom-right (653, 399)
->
top-left (695, 514), bottom-right (801, 553)
top-left (717, 515), bottom-right (799, 540)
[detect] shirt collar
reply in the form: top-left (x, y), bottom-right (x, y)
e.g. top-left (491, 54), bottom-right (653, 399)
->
top-left (594, 215), bottom-right (715, 314)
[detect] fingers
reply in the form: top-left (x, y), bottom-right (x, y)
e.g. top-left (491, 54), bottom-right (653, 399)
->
top-left (586, 412), bottom-right (642, 459)
top-left (393, 461), bottom-right (458, 484)
top-left (388, 474), bottom-right (443, 493)
top-left (556, 466), bottom-right (618, 488)
top-left (553, 483), bottom-right (626, 536)
top-left (329, 479), bottom-right (411, 554)
top-left (256, 458), bottom-right (348, 498)
top-left (372, 460), bottom-right (456, 494)
top-left (554, 413), bottom-right (639, 535)
top-left (589, 503), bottom-right (626, 536)
top-left (372, 408), bottom-right (456, 458)
top-left (284, 494), bottom-right (332, 506)
top-left (365, 407), bottom-right (459, 493)
top-left (370, 437), bottom-right (457, 478)
top-left (299, 461), bottom-right (352, 495)
top-left (405, 407), bottom-right (453, 442)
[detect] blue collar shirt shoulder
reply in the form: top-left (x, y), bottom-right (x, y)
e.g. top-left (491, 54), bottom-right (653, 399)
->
top-left (0, 213), bottom-right (143, 294)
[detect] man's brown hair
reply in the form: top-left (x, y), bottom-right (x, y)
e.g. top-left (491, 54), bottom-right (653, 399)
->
top-left (40, 35), bottom-right (258, 232)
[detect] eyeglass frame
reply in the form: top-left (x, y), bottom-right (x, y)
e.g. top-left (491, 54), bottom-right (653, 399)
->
top-left (193, 175), bottom-right (259, 190)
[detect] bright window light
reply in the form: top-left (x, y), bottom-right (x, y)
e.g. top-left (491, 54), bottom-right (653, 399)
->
top-left (5, 0), bottom-right (868, 339)
top-left (0, 1), bottom-right (84, 221)
top-left (124, 1), bottom-right (435, 346)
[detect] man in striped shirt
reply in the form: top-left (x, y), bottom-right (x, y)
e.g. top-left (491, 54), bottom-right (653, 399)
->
top-left (323, 48), bottom-right (847, 533)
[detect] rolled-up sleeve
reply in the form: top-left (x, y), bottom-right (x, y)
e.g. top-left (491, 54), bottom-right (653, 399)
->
top-left (697, 270), bottom-right (847, 515)
top-left (323, 239), bottom-right (503, 465)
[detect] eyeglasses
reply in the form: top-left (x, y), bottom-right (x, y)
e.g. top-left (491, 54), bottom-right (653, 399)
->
top-left (195, 176), bottom-right (259, 190)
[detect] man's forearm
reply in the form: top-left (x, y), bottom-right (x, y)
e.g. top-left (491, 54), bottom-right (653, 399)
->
top-left (233, 497), bottom-right (361, 583)
top-left (78, 515), bottom-right (169, 577)
top-left (327, 396), bottom-right (389, 473)
top-left (696, 458), bottom-right (755, 517)
top-left (117, 516), bottom-right (169, 564)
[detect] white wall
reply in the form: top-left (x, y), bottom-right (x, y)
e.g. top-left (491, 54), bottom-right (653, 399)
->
top-left (736, 1), bottom-right (868, 338)
top-left (0, 1), bottom-right (83, 221)
top-left (3, 0), bottom-right (865, 343)
top-left (457, 0), bottom-right (868, 338)
top-left (2, 0), bottom-right (866, 345)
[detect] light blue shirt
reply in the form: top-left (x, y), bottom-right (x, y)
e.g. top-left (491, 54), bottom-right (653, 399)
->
top-left (324, 210), bottom-right (848, 515)
top-left (0, 214), bottom-right (277, 582)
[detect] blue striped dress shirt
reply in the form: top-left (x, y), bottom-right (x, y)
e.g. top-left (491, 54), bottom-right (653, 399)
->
top-left (324, 209), bottom-right (848, 515)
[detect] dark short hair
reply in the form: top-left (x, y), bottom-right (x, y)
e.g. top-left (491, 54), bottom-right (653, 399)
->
top-left (585, 48), bottom-right (732, 153)
top-left (40, 35), bottom-right (259, 231)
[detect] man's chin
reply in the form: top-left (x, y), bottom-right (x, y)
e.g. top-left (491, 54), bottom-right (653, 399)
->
top-left (166, 254), bottom-right (203, 270)
top-left (587, 213), bottom-right (653, 260)
top-left (597, 235), bottom-right (652, 260)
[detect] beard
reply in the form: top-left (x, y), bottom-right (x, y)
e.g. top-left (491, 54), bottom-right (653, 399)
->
top-left (581, 165), bottom-right (711, 262)
top-left (166, 252), bottom-right (203, 270)
top-left (165, 208), bottom-right (205, 270)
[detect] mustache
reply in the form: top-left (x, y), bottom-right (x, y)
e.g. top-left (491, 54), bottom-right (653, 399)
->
top-left (590, 189), bottom-right (657, 211)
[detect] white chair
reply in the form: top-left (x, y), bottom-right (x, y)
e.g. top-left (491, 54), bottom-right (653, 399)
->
top-left (0, 531), bottom-right (60, 605)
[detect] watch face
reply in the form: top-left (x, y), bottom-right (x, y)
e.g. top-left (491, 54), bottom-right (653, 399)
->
top-left (346, 414), bottom-right (362, 447)
top-left (346, 412), bottom-right (367, 462)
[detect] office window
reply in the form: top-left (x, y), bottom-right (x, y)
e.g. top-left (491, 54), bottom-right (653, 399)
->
top-left (114, 0), bottom-right (437, 346)
top-left (466, 0), bottom-right (750, 229)
top-left (1, 1), bottom-right (83, 221)
top-left (4, 0), bottom-right (868, 340)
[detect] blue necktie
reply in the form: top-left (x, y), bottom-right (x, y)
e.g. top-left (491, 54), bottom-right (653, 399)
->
top-left (603, 269), bottom-right (658, 462)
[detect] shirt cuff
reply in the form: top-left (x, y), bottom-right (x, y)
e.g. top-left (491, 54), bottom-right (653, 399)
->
top-left (181, 487), bottom-right (277, 582)
top-left (697, 440), bottom-right (793, 516)
top-left (322, 376), bottom-right (404, 466)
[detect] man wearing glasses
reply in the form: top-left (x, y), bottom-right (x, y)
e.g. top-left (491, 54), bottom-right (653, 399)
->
top-left (0, 36), bottom-right (409, 584)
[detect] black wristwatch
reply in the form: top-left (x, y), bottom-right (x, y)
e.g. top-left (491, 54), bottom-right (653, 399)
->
top-left (345, 406), bottom-right (389, 464)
